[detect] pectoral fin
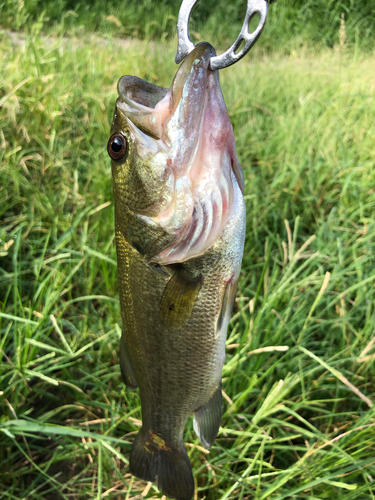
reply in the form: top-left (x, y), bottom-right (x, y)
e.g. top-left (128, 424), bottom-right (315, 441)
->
top-left (119, 334), bottom-right (137, 389)
top-left (193, 384), bottom-right (222, 449)
top-left (159, 269), bottom-right (203, 328)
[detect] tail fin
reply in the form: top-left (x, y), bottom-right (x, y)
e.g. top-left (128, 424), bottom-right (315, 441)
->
top-left (157, 450), bottom-right (194, 500)
top-left (130, 428), bottom-right (194, 500)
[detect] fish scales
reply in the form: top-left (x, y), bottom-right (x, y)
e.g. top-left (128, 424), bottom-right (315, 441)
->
top-left (109, 43), bottom-right (245, 500)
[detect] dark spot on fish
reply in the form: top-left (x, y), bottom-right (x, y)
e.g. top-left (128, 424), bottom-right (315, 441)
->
top-left (168, 303), bottom-right (175, 311)
top-left (131, 241), bottom-right (143, 254)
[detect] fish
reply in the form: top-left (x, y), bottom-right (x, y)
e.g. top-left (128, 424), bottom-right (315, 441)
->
top-left (108, 42), bottom-right (245, 500)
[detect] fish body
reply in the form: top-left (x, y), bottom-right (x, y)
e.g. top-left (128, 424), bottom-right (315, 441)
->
top-left (109, 43), bottom-right (245, 500)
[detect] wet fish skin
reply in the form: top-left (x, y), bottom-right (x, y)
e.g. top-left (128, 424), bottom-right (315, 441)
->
top-left (109, 43), bottom-right (245, 500)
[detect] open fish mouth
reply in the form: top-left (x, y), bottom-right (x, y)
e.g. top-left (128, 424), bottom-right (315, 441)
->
top-left (116, 42), bottom-right (244, 264)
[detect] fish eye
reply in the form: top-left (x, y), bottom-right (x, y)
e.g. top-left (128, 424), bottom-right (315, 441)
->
top-left (107, 133), bottom-right (128, 161)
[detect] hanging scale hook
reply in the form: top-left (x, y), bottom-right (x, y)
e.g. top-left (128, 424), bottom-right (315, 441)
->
top-left (175, 0), bottom-right (269, 70)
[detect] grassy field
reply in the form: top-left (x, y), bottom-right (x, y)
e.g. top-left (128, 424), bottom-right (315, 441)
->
top-left (2, 0), bottom-right (375, 51)
top-left (1, 22), bottom-right (375, 500)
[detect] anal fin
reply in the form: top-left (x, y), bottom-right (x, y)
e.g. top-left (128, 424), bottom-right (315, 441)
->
top-left (193, 384), bottom-right (222, 449)
top-left (119, 334), bottom-right (137, 389)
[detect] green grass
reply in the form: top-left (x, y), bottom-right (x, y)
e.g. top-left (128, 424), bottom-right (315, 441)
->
top-left (1, 0), bottom-right (375, 52)
top-left (1, 26), bottom-right (375, 499)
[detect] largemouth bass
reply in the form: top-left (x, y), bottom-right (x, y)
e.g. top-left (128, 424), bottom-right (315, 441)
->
top-left (108, 42), bottom-right (245, 500)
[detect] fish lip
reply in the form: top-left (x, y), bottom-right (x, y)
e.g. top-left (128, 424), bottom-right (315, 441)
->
top-left (117, 76), bottom-right (168, 109)
top-left (169, 42), bottom-right (217, 113)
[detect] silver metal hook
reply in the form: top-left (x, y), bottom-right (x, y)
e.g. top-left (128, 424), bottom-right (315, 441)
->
top-left (175, 0), bottom-right (268, 70)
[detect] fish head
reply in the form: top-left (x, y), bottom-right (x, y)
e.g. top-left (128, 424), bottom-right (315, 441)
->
top-left (109, 76), bottom-right (170, 215)
top-left (109, 42), bottom-right (244, 264)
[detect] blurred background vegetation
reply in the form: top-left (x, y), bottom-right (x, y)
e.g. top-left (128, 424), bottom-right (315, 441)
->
top-left (1, 0), bottom-right (375, 51)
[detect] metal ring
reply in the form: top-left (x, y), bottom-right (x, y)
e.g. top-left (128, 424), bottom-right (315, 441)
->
top-left (175, 0), bottom-right (268, 70)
